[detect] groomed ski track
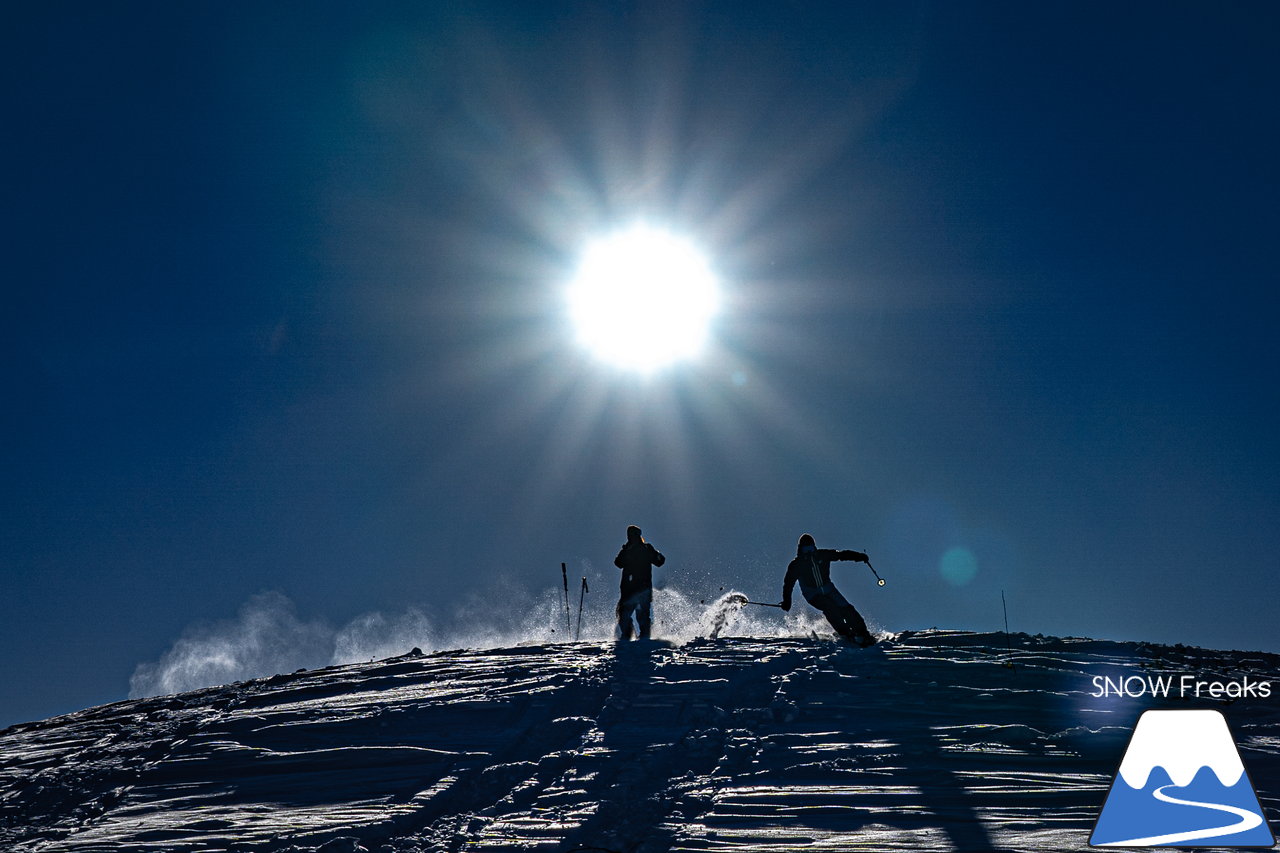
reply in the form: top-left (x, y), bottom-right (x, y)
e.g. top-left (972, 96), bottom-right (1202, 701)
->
top-left (2, 630), bottom-right (1277, 852)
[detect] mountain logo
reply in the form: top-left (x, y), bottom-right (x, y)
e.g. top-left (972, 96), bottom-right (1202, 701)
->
top-left (1091, 709), bottom-right (1276, 848)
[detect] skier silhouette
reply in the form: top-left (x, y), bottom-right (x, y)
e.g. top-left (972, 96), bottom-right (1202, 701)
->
top-left (781, 533), bottom-right (876, 646)
top-left (614, 525), bottom-right (665, 640)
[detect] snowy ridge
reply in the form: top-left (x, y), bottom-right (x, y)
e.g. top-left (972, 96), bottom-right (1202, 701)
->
top-left (1, 630), bottom-right (1277, 852)
top-left (1117, 709), bottom-right (1245, 789)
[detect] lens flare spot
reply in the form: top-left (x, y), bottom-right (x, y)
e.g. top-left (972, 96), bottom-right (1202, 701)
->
top-left (940, 547), bottom-right (978, 587)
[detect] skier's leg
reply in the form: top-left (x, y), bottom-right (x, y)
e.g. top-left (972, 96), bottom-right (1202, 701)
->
top-left (820, 607), bottom-right (851, 638)
top-left (803, 588), bottom-right (847, 638)
top-left (616, 597), bottom-right (634, 641)
top-left (827, 587), bottom-right (874, 645)
top-left (843, 605), bottom-right (874, 645)
top-left (806, 590), bottom-right (851, 638)
top-left (637, 590), bottom-right (652, 640)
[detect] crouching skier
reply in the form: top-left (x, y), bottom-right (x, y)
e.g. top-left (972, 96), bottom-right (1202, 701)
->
top-left (615, 525), bottom-right (665, 640)
top-left (780, 533), bottom-right (876, 647)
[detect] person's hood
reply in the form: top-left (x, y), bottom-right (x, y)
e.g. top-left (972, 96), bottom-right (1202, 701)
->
top-left (796, 533), bottom-right (816, 555)
top-left (627, 525), bottom-right (644, 544)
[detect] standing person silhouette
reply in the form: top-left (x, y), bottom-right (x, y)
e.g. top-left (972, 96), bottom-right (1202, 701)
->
top-left (614, 525), bottom-right (665, 641)
top-left (781, 533), bottom-right (876, 646)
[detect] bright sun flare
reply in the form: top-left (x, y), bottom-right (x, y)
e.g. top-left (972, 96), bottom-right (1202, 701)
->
top-left (567, 225), bottom-right (720, 373)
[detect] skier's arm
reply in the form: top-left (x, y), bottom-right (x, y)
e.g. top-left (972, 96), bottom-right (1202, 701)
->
top-left (614, 548), bottom-right (627, 569)
top-left (648, 545), bottom-right (665, 567)
top-left (835, 549), bottom-right (869, 563)
top-left (781, 562), bottom-right (797, 610)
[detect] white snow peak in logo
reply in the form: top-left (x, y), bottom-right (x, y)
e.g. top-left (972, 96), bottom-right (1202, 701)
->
top-left (1091, 709), bottom-right (1276, 848)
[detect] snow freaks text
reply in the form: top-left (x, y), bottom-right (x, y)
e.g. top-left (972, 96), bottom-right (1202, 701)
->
top-left (1091, 674), bottom-right (1273, 701)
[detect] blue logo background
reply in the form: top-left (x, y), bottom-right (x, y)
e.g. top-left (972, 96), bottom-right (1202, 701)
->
top-left (1091, 710), bottom-right (1275, 848)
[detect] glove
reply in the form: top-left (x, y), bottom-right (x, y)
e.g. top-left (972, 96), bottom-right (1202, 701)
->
top-left (780, 599), bottom-right (791, 612)
top-left (853, 551), bottom-right (869, 563)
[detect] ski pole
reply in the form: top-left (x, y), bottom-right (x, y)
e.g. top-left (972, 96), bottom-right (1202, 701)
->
top-left (742, 600), bottom-right (785, 609)
top-left (562, 563), bottom-right (571, 635)
top-left (575, 576), bottom-right (588, 641)
top-left (864, 554), bottom-right (886, 586)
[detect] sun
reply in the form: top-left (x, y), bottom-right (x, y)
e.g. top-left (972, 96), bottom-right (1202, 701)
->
top-left (566, 225), bottom-right (720, 373)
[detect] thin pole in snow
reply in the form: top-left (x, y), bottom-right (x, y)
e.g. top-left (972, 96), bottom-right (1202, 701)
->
top-left (1001, 590), bottom-right (1016, 671)
top-left (562, 563), bottom-right (571, 636)
top-left (576, 576), bottom-right (589, 641)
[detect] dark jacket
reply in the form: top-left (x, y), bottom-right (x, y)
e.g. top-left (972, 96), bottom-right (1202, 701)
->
top-left (615, 539), bottom-right (665, 598)
top-left (782, 548), bottom-right (867, 608)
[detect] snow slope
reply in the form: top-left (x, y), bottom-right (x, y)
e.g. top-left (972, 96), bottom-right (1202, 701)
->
top-left (1, 629), bottom-right (1277, 852)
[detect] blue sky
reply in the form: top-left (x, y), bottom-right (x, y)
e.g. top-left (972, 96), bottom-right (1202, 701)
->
top-left (4, 1), bottom-right (1278, 727)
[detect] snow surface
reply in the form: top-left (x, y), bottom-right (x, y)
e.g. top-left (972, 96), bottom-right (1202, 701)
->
top-left (2, 628), bottom-right (1277, 852)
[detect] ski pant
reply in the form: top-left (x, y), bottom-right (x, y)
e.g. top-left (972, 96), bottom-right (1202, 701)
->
top-left (617, 588), bottom-right (652, 640)
top-left (801, 584), bottom-right (872, 643)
